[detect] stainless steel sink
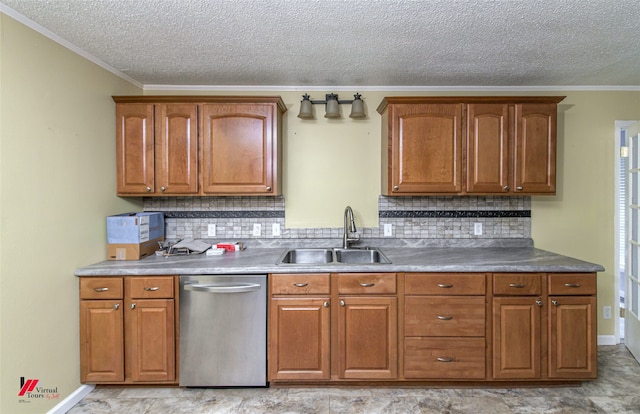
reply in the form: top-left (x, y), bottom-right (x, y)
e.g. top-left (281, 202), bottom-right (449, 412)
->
top-left (334, 248), bottom-right (391, 264)
top-left (277, 248), bottom-right (334, 264)
top-left (276, 247), bottom-right (391, 265)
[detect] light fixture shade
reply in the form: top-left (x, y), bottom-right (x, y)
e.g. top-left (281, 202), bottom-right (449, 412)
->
top-left (324, 94), bottom-right (340, 118)
top-left (297, 95), bottom-right (314, 119)
top-left (349, 93), bottom-right (366, 119)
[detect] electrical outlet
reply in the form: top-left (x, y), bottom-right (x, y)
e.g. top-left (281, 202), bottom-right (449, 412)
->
top-left (603, 306), bottom-right (612, 319)
top-left (272, 223), bottom-right (281, 237)
top-left (252, 223), bottom-right (261, 237)
top-left (384, 223), bottom-right (393, 237)
top-left (474, 223), bottom-right (483, 235)
top-left (207, 224), bottom-right (216, 237)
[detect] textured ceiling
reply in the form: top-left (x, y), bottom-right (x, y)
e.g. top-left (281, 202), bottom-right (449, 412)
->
top-left (2, 0), bottom-right (639, 88)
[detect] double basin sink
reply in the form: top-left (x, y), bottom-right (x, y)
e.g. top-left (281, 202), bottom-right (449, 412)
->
top-left (277, 247), bottom-right (391, 265)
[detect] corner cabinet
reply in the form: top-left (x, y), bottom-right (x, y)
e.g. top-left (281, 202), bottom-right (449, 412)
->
top-left (113, 96), bottom-right (286, 196)
top-left (378, 96), bottom-right (564, 196)
top-left (79, 276), bottom-right (178, 384)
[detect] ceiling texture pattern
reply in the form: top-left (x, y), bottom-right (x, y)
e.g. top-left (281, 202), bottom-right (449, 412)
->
top-left (2, 0), bottom-right (639, 89)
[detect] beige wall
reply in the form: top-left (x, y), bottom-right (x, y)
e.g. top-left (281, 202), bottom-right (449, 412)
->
top-left (0, 15), bottom-right (141, 413)
top-left (2, 11), bottom-right (639, 413)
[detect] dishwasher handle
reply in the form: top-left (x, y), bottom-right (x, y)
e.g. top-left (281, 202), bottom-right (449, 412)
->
top-left (184, 282), bottom-right (262, 293)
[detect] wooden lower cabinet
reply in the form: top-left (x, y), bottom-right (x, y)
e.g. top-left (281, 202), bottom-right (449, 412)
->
top-left (268, 297), bottom-right (330, 380)
top-left (338, 296), bottom-right (397, 379)
top-left (492, 273), bottom-right (597, 381)
top-left (79, 276), bottom-right (177, 384)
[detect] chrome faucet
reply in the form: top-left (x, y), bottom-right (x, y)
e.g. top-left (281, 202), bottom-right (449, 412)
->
top-left (342, 206), bottom-right (360, 249)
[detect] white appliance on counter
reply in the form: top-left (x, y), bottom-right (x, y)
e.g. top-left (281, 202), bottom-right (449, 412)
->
top-left (179, 274), bottom-right (267, 387)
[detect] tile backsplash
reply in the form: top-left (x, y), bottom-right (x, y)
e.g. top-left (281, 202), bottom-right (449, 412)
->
top-left (144, 195), bottom-right (530, 240)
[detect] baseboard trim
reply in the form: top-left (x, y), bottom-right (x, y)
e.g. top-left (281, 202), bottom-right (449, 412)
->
top-left (46, 384), bottom-right (95, 414)
top-left (598, 335), bottom-right (618, 345)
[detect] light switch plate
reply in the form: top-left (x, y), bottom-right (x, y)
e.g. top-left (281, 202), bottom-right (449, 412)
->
top-left (252, 223), bottom-right (261, 236)
top-left (474, 223), bottom-right (483, 236)
top-left (272, 223), bottom-right (281, 237)
top-left (207, 224), bottom-right (216, 237)
top-left (384, 223), bottom-right (393, 237)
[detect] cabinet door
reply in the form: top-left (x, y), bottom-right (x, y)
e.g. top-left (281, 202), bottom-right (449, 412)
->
top-left (466, 104), bottom-right (511, 193)
top-left (514, 103), bottom-right (557, 194)
top-left (201, 103), bottom-right (277, 194)
top-left (338, 296), bottom-right (398, 379)
top-left (80, 300), bottom-right (124, 382)
top-left (155, 104), bottom-right (198, 194)
top-left (116, 103), bottom-right (155, 195)
top-left (492, 297), bottom-right (541, 379)
top-left (548, 296), bottom-right (597, 379)
top-left (125, 299), bottom-right (175, 382)
top-left (269, 297), bottom-right (330, 380)
top-left (388, 104), bottom-right (463, 194)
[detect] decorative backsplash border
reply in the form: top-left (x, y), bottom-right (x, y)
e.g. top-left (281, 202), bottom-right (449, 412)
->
top-left (144, 195), bottom-right (530, 240)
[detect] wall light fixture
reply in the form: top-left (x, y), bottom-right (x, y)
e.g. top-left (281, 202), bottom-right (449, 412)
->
top-left (297, 93), bottom-right (366, 119)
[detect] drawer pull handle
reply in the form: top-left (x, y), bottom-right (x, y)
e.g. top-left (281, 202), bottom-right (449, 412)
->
top-left (293, 283), bottom-right (309, 287)
top-left (359, 282), bottom-right (375, 287)
top-left (509, 283), bottom-right (526, 288)
top-left (437, 315), bottom-right (453, 320)
top-left (437, 284), bottom-right (453, 289)
top-left (93, 287), bottom-right (109, 292)
top-left (436, 357), bottom-right (454, 363)
top-left (144, 287), bottom-right (159, 291)
top-left (564, 283), bottom-right (581, 288)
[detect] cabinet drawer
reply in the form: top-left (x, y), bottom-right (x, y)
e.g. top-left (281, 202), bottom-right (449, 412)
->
top-left (548, 273), bottom-right (596, 295)
top-left (405, 337), bottom-right (486, 379)
top-left (337, 273), bottom-right (396, 294)
top-left (405, 296), bottom-right (485, 337)
top-left (126, 277), bottom-right (174, 299)
top-left (405, 273), bottom-right (486, 295)
top-left (80, 277), bottom-right (123, 299)
top-left (493, 273), bottom-right (542, 295)
top-left (271, 274), bottom-right (330, 295)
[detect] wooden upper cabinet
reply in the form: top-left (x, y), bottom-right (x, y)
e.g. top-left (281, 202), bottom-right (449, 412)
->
top-left (155, 104), bottom-right (199, 194)
top-left (514, 103), bottom-right (557, 194)
top-left (466, 104), bottom-right (511, 193)
top-left (380, 102), bottom-right (463, 194)
top-left (113, 96), bottom-right (285, 197)
top-left (116, 103), bottom-right (155, 194)
top-left (379, 96), bottom-right (564, 196)
top-left (201, 103), bottom-right (280, 195)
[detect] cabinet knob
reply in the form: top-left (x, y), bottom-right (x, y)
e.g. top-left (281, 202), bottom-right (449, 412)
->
top-left (323, 301), bottom-right (330, 308)
top-left (266, 186), bottom-right (272, 192)
top-left (340, 300), bottom-right (345, 307)
top-left (393, 186), bottom-right (399, 191)
top-left (130, 303), bottom-right (136, 310)
top-left (113, 304), bottom-right (120, 310)
top-left (503, 186), bottom-right (510, 191)
top-left (160, 186), bottom-right (166, 192)
top-left (516, 186), bottom-right (523, 191)
top-left (552, 300), bottom-right (559, 306)
top-left (145, 186), bottom-right (152, 192)
top-left (535, 298), bottom-right (543, 307)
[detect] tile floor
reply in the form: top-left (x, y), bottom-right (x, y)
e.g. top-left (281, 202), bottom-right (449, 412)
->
top-left (68, 345), bottom-right (640, 414)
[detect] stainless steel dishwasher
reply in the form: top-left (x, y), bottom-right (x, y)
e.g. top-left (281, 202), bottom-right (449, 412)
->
top-left (179, 274), bottom-right (267, 387)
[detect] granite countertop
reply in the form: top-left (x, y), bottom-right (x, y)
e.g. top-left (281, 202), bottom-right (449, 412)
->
top-left (74, 238), bottom-right (605, 276)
